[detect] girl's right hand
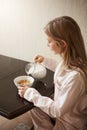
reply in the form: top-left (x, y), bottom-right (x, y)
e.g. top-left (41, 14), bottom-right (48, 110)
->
top-left (18, 86), bottom-right (28, 98)
top-left (34, 55), bottom-right (44, 63)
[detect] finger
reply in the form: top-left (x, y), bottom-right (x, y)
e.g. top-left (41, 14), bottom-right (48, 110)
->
top-left (34, 57), bottom-right (39, 62)
top-left (18, 86), bottom-right (24, 90)
top-left (18, 86), bottom-right (20, 89)
top-left (18, 90), bottom-right (24, 97)
top-left (34, 55), bottom-right (39, 59)
top-left (35, 57), bottom-right (42, 63)
top-left (35, 56), bottom-right (39, 60)
top-left (18, 90), bottom-right (22, 94)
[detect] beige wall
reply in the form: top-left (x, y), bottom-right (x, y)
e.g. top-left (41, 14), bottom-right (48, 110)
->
top-left (0, 0), bottom-right (87, 62)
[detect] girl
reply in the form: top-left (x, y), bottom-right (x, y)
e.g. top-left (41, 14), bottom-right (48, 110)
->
top-left (18, 16), bottom-right (87, 130)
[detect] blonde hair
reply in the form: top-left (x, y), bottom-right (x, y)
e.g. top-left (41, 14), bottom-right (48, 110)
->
top-left (44, 16), bottom-right (87, 77)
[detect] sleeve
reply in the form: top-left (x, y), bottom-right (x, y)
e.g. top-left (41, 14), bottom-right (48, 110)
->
top-left (42, 58), bottom-right (58, 72)
top-left (24, 73), bottom-right (85, 118)
top-left (56, 75), bottom-right (85, 116)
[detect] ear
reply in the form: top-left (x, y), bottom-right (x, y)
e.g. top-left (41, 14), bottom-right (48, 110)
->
top-left (60, 40), bottom-right (67, 47)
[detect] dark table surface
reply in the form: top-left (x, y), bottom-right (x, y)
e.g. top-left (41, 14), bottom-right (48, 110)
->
top-left (0, 55), bottom-right (54, 119)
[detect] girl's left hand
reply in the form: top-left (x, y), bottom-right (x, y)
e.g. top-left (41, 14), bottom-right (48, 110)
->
top-left (18, 86), bottom-right (28, 98)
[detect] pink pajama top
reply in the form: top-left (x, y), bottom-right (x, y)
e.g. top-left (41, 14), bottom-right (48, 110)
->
top-left (24, 58), bottom-right (87, 130)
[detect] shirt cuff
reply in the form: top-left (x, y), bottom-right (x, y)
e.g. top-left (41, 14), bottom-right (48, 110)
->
top-left (24, 88), bottom-right (41, 102)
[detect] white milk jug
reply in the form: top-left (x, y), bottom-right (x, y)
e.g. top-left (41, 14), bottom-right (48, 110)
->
top-left (25, 62), bottom-right (47, 79)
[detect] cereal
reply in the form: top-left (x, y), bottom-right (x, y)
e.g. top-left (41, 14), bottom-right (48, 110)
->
top-left (18, 79), bottom-right (30, 86)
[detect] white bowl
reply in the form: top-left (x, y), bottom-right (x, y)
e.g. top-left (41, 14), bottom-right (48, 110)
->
top-left (14, 75), bottom-right (34, 87)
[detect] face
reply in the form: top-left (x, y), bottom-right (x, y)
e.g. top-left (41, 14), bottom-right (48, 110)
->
top-left (47, 36), bottom-right (61, 54)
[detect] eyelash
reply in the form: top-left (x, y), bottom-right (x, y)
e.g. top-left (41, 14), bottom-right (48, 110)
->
top-left (48, 40), bottom-right (51, 43)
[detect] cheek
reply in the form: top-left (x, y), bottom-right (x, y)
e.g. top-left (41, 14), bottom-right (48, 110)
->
top-left (47, 43), bottom-right (60, 53)
top-left (53, 44), bottom-right (61, 53)
top-left (52, 44), bottom-right (58, 50)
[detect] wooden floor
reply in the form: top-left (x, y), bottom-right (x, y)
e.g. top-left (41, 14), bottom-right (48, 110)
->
top-left (0, 111), bottom-right (33, 130)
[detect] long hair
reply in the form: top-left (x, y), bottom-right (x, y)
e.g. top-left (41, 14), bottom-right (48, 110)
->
top-left (44, 16), bottom-right (87, 78)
